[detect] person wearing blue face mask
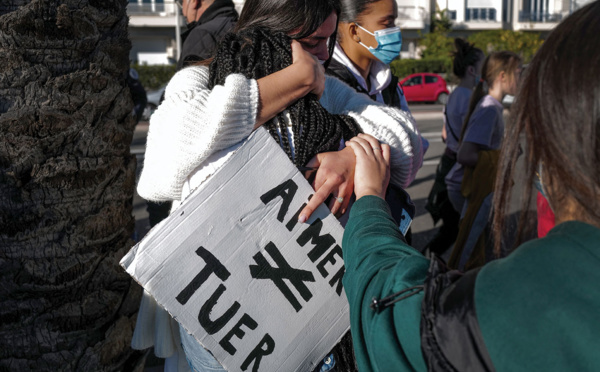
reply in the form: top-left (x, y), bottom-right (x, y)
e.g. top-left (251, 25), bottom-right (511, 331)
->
top-left (327, 0), bottom-right (409, 113)
top-left (326, 0), bottom-right (427, 244)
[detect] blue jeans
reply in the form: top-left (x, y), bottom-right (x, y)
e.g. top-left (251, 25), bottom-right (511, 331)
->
top-left (179, 325), bottom-right (225, 372)
top-left (179, 324), bottom-right (335, 371)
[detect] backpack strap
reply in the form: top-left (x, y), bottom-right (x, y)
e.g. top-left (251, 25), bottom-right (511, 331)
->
top-left (382, 74), bottom-right (401, 108)
top-left (420, 258), bottom-right (495, 371)
top-left (444, 104), bottom-right (460, 143)
top-left (326, 59), bottom-right (369, 95)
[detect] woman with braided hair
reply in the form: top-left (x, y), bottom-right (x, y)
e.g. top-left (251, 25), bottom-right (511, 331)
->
top-left (207, 27), bottom-right (362, 172)
top-left (133, 0), bottom-right (423, 370)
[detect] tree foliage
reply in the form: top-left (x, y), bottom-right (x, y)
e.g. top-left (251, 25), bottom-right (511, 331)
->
top-left (390, 58), bottom-right (452, 79)
top-left (419, 31), bottom-right (455, 61)
top-left (133, 63), bottom-right (176, 90)
top-left (418, 7), bottom-right (454, 69)
top-left (417, 27), bottom-right (544, 73)
top-left (468, 30), bottom-right (544, 63)
top-left (430, 8), bottom-right (453, 33)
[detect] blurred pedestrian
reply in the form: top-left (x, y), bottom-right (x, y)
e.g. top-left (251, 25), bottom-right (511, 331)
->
top-left (127, 67), bottom-right (147, 124)
top-left (341, 5), bottom-right (600, 370)
top-left (424, 38), bottom-right (484, 256)
top-left (445, 51), bottom-right (521, 270)
top-left (177, 0), bottom-right (238, 70)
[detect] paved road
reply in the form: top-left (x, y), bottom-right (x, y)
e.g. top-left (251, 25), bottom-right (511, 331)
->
top-left (129, 103), bottom-right (448, 250)
top-left (404, 104), bottom-right (446, 251)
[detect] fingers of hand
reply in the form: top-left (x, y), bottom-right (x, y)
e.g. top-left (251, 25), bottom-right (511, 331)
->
top-left (357, 133), bottom-right (384, 153)
top-left (328, 183), bottom-right (351, 216)
top-left (381, 143), bottom-right (391, 165)
top-left (299, 178), bottom-right (335, 222)
top-left (290, 40), bottom-right (302, 62)
top-left (312, 163), bottom-right (343, 192)
top-left (347, 136), bottom-right (383, 159)
top-left (299, 175), bottom-right (350, 222)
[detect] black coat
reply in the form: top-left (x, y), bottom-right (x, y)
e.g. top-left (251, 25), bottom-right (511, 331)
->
top-left (177, 0), bottom-right (238, 70)
top-left (326, 58), bottom-right (401, 108)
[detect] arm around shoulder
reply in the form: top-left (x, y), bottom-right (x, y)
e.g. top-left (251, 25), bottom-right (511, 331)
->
top-left (137, 66), bottom-right (259, 202)
top-left (321, 76), bottom-right (424, 188)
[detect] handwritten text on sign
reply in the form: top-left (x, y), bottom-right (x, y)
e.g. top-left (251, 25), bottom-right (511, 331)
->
top-left (121, 128), bottom-right (350, 372)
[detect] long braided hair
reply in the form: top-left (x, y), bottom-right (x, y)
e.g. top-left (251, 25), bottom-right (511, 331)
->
top-left (207, 27), bottom-right (361, 167)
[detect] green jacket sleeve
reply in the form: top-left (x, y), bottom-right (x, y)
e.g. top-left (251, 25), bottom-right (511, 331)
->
top-left (342, 196), bottom-right (429, 372)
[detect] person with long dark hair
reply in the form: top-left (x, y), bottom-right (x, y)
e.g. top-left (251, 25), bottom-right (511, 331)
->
top-left (132, 0), bottom-right (424, 370)
top-left (424, 38), bottom-right (484, 256)
top-left (341, 3), bottom-right (600, 370)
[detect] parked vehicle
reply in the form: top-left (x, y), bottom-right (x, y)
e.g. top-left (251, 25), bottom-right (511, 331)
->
top-left (399, 73), bottom-right (449, 104)
top-left (142, 84), bottom-right (166, 121)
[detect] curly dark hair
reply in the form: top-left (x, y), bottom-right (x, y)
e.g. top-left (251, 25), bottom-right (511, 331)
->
top-left (207, 27), bottom-right (361, 167)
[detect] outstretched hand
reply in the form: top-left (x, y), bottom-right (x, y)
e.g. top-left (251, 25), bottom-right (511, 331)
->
top-left (298, 146), bottom-right (356, 223)
top-left (345, 134), bottom-right (391, 200)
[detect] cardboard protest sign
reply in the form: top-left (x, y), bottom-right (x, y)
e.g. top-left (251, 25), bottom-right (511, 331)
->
top-left (121, 127), bottom-right (349, 372)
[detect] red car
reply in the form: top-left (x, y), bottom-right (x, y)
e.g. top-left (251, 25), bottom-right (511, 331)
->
top-left (399, 72), bottom-right (449, 104)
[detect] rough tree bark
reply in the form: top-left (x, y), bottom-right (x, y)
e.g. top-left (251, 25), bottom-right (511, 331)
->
top-left (0, 0), bottom-right (142, 370)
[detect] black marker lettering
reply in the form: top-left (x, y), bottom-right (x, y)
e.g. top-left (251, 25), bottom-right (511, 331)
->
top-left (240, 333), bottom-right (275, 372)
top-left (249, 242), bottom-right (315, 312)
top-left (285, 202), bottom-right (307, 231)
top-left (260, 179), bottom-right (298, 222)
top-left (316, 244), bottom-right (343, 278)
top-left (177, 246), bottom-right (230, 305)
top-left (329, 266), bottom-right (345, 296)
top-left (199, 284), bottom-right (241, 334)
top-left (219, 314), bottom-right (258, 355)
top-left (296, 219), bottom-right (336, 262)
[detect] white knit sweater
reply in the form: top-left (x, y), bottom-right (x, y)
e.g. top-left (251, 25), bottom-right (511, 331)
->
top-left (137, 66), bottom-right (423, 202)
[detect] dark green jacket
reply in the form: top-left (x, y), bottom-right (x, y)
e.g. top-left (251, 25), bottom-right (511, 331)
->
top-left (342, 195), bottom-right (600, 371)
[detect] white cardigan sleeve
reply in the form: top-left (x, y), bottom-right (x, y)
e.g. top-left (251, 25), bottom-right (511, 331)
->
top-left (137, 66), bottom-right (259, 201)
top-left (320, 75), bottom-right (424, 188)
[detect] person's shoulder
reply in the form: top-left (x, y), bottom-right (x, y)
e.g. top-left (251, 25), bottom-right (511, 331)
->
top-left (193, 9), bottom-right (237, 36)
top-left (447, 87), bottom-right (471, 108)
top-left (479, 221), bottom-right (600, 287)
top-left (324, 73), bottom-right (357, 96)
top-left (175, 65), bottom-right (209, 79)
top-left (475, 221), bottom-right (600, 370)
top-left (478, 95), bottom-right (503, 111)
top-left (470, 96), bottom-right (501, 120)
top-left (167, 66), bottom-right (210, 92)
top-left (453, 86), bottom-right (472, 100)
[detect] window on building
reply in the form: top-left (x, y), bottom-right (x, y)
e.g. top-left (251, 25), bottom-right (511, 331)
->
top-left (448, 10), bottom-right (457, 20)
top-left (466, 7), bottom-right (497, 21)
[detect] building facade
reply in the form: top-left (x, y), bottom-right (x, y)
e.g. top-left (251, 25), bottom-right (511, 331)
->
top-left (126, 0), bottom-right (591, 65)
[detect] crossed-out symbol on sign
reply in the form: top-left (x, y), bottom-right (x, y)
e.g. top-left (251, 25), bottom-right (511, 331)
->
top-left (249, 242), bottom-right (315, 312)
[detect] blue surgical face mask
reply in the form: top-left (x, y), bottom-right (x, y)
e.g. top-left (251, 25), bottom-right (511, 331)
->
top-left (356, 24), bottom-right (402, 65)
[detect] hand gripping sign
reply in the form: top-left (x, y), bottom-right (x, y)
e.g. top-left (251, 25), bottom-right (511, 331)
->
top-left (121, 128), bottom-right (350, 372)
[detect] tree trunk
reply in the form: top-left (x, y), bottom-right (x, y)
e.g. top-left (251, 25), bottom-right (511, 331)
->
top-left (0, 0), bottom-right (142, 370)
